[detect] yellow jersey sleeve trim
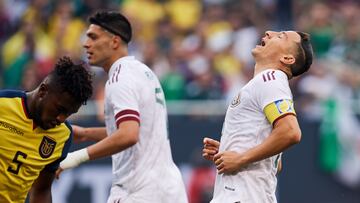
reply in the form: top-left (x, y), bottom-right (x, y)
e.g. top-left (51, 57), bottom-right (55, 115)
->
top-left (264, 99), bottom-right (296, 126)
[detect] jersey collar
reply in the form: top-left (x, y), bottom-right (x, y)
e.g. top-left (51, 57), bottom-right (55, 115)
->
top-left (21, 96), bottom-right (30, 119)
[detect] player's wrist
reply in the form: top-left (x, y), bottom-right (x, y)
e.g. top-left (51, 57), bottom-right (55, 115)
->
top-left (60, 148), bottom-right (90, 170)
top-left (236, 153), bottom-right (249, 169)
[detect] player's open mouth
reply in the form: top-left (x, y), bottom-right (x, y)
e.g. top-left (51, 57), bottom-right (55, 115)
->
top-left (86, 52), bottom-right (93, 59)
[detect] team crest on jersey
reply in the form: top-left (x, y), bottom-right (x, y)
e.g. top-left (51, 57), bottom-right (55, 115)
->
top-left (230, 93), bottom-right (241, 108)
top-left (145, 71), bottom-right (154, 80)
top-left (39, 136), bottom-right (56, 158)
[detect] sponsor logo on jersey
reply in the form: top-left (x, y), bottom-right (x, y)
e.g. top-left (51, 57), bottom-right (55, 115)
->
top-left (230, 93), bottom-right (241, 108)
top-left (39, 136), bottom-right (56, 158)
top-left (0, 121), bottom-right (24, 136)
top-left (224, 185), bottom-right (236, 191)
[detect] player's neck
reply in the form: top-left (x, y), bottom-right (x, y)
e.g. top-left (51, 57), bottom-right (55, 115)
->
top-left (253, 62), bottom-right (280, 77)
top-left (25, 91), bottom-right (35, 119)
top-left (254, 63), bottom-right (292, 79)
top-left (103, 50), bottom-right (128, 73)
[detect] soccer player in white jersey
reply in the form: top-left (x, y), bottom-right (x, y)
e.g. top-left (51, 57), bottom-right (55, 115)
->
top-left (56, 11), bottom-right (188, 203)
top-left (202, 31), bottom-right (313, 203)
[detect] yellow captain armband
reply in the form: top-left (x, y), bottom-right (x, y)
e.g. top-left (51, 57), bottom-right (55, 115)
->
top-left (264, 99), bottom-right (296, 126)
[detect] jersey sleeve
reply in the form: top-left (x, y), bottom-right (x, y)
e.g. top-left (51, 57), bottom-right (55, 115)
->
top-left (108, 72), bottom-right (140, 127)
top-left (255, 70), bottom-right (296, 125)
top-left (44, 122), bottom-right (73, 172)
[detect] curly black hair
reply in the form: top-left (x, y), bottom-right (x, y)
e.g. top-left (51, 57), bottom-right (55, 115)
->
top-left (89, 11), bottom-right (132, 44)
top-left (48, 56), bottom-right (93, 104)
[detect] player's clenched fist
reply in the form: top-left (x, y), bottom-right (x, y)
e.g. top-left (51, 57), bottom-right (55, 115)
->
top-left (202, 137), bottom-right (220, 161)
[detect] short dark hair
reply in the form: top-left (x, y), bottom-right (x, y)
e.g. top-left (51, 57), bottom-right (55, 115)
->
top-left (290, 32), bottom-right (313, 77)
top-left (89, 11), bottom-right (132, 44)
top-left (48, 56), bottom-right (93, 105)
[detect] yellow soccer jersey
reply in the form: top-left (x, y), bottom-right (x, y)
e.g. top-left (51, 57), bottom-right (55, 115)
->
top-left (0, 90), bottom-right (72, 203)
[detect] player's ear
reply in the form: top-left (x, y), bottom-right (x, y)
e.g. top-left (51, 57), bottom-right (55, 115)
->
top-left (38, 83), bottom-right (49, 98)
top-left (111, 35), bottom-right (122, 49)
top-left (280, 54), bottom-right (295, 65)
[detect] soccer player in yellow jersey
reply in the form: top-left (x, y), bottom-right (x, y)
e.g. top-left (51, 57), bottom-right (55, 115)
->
top-left (0, 56), bottom-right (93, 203)
top-left (202, 31), bottom-right (313, 203)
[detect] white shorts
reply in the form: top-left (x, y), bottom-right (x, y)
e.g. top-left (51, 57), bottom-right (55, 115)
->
top-left (107, 169), bottom-right (188, 203)
top-left (107, 183), bottom-right (188, 203)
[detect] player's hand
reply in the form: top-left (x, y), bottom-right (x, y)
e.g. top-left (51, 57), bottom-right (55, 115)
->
top-left (72, 125), bottom-right (87, 143)
top-left (277, 159), bottom-right (282, 174)
top-left (55, 167), bottom-right (64, 179)
top-left (214, 151), bottom-right (242, 174)
top-left (202, 137), bottom-right (220, 161)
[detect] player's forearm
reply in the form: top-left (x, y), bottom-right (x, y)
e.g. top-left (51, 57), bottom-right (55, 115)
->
top-left (87, 129), bottom-right (138, 160)
top-left (60, 134), bottom-right (137, 170)
top-left (240, 117), bottom-right (301, 166)
top-left (29, 190), bottom-right (52, 203)
top-left (81, 127), bottom-right (107, 141)
top-left (60, 122), bottom-right (139, 169)
top-left (29, 170), bottom-right (54, 203)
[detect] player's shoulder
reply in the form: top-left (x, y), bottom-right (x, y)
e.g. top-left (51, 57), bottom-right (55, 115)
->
top-left (0, 89), bottom-right (26, 99)
top-left (108, 59), bottom-right (135, 85)
top-left (114, 56), bottom-right (145, 76)
top-left (61, 121), bottom-right (73, 146)
top-left (116, 56), bottom-right (141, 69)
top-left (0, 90), bottom-right (25, 110)
top-left (250, 69), bottom-right (289, 91)
top-left (248, 69), bottom-right (290, 97)
top-left (63, 121), bottom-right (73, 133)
top-left (111, 57), bottom-right (155, 84)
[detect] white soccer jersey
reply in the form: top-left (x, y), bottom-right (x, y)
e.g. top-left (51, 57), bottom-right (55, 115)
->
top-left (211, 69), bottom-right (295, 203)
top-left (104, 56), bottom-right (187, 203)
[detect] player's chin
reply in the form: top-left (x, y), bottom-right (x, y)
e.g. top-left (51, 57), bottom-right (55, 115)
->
top-left (251, 48), bottom-right (258, 56)
top-left (252, 46), bottom-right (262, 53)
top-left (88, 59), bottom-right (99, 67)
top-left (86, 57), bottom-right (94, 64)
top-left (40, 125), bottom-right (50, 130)
top-left (42, 123), bottom-right (56, 130)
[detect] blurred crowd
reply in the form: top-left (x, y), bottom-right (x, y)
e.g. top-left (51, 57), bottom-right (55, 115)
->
top-left (1, 0), bottom-right (359, 107)
top-left (1, 0), bottom-right (360, 200)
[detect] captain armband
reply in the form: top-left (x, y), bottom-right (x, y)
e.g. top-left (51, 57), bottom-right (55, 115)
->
top-left (264, 99), bottom-right (296, 126)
